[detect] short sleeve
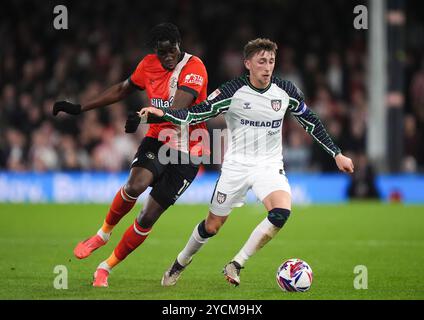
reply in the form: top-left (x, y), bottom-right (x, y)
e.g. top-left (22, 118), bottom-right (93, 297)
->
top-left (129, 59), bottom-right (146, 90)
top-left (178, 57), bottom-right (208, 98)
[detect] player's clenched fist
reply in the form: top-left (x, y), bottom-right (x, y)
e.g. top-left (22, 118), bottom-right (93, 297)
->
top-left (335, 153), bottom-right (354, 173)
top-left (137, 107), bottom-right (165, 123)
top-left (52, 101), bottom-right (82, 116)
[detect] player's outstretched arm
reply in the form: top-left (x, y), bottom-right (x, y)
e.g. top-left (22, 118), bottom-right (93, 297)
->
top-left (138, 107), bottom-right (166, 123)
top-left (290, 104), bottom-right (354, 173)
top-left (290, 105), bottom-right (341, 157)
top-left (52, 79), bottom-right (135, 116)
top-left (139, 98), bottom-right (231, 125)
top-left (277, 79), bottom-right (354, 173)
top-left (139, 78), bottom-right (245, 125)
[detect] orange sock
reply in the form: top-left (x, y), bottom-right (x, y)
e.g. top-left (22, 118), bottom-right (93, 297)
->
top-left (101, 221), bottom-right (114, 234)
top-left (105, 252), bottom-right (121, 269)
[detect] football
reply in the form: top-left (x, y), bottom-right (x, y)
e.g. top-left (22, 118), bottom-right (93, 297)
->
top-left (276, 258), bottom-right (313, 292)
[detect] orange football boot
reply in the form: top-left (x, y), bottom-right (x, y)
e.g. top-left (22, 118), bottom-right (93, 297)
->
top-left (74, 235), bottom-right (107, 259)
top-left (92, 268), bottom-right (109, 287)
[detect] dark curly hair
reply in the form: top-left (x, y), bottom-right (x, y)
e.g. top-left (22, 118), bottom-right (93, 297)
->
top-left (146, 23), bottom-right (181, 49)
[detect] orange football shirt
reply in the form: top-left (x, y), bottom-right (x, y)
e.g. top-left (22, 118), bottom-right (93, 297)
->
top-left (130, 53), bottom-right (209, 156)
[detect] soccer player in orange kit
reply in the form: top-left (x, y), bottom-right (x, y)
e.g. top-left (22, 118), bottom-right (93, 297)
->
top-left (52, 23), bottom-right (209, 287)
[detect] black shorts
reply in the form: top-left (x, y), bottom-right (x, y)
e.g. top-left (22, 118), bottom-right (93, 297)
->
top-left (131, 137), bottom-right (199, 209)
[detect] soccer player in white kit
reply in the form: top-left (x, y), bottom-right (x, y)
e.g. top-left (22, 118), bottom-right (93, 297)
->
top-left (139, 38), bottom-right (354, 286)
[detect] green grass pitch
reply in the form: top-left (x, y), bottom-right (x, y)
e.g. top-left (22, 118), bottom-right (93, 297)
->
top-left (0, 202), bottom-right (423, 300)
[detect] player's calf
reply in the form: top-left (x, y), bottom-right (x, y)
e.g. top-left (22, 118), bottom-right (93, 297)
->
top-left (225, 208), bottom-right (291, 286)
top-left (177, 219), bottom-right (217, 265)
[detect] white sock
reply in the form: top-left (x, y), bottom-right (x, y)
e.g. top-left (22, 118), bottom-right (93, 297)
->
top-left (97, 261), bottom-right (112, 273)
top-left (177, 223), bottom-right (210, 266)
top-left (233, 218), bottom-right (280, 267)
top-left (97, 229), bottom-right (111, 242)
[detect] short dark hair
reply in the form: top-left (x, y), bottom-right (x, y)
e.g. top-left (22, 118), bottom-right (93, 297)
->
top-left (146, 23), bottom-right (181, 49)
top-left (243, 38), bottom-right (278, 59)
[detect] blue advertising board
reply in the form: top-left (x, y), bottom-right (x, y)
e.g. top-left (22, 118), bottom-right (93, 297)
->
top-left (0, 172), bottom-right (423, 204)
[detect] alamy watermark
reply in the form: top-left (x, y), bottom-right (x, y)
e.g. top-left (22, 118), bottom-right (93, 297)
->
top-left (353, 5), bottom-right (368, 30)
top-left (152, 127), bottom-right (284, 165)
top-left (53, 265), bottom-right (68, 289)
top-left (53, 5), bottom-right (68, 30)
top-left (353, 265), bottom-right (368, 289)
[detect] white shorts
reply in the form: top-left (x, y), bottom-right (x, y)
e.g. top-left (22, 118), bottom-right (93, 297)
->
top-left (209, 163), bottom-right (291, 216)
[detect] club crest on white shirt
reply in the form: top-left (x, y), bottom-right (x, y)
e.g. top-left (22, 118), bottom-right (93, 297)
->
top-left (271, 99), bottom-right (282, 112)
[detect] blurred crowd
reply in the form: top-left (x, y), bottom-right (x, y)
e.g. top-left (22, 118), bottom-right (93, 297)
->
top-left (1, 0), bottom-right (423, 182)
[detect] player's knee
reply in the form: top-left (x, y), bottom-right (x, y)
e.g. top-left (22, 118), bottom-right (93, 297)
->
top-left (137, 214), bottom-right (155, 229)
top-left (267, 208), bottom-right (291, 228)
top-left (199, 220), bottom-right (218, 238)
top-left (137, 209), bottom-right (162, 229)
top-left (125, 180), bottom-right (149, 198)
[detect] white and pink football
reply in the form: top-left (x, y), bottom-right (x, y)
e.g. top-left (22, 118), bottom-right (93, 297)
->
top-left (276, 258), bottom-right (313, 292)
